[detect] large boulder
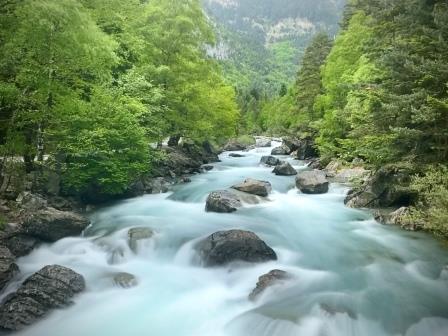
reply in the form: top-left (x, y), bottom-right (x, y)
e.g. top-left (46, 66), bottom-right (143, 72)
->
top-left (271, 145), bottom-right (291, 156)
top-left (296, 139), bottom-right (318, 160)
top-left (296, 170), bottom-right (329, 194)
top-left (128, 227), bottom-right (154, 253)
top-left (282, 137), bottom-right (301, 152)
top-left (344, 165), bottom-right (416, 208)
top-left (223, 140), bottom-right (248, 152)
top-left (260, 156), bottom-right (281, 167)
top-left (22, 207), bottom-right (90, 242)
top-left (205, 190), bottom-right (242, 213)
top-left (249, 269), bottom-right (290, 301)
top-left (272, 162), bottom-right (297, 176)
top-left (197, 230), bottom-right (277, 266)
top-left (0, 246), bottom-right (18, 292)
top-left (256, 137), bottom-right (272, 148)
top-left (231, 178), bottom-right (272, 197)
top-left (0, 265), bottom-right (85, 331)
top-left (3, 234), bottom-right (40, 257)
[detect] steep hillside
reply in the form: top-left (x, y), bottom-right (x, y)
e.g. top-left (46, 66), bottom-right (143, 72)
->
top-left (204, 0), bottom-right (345, 92)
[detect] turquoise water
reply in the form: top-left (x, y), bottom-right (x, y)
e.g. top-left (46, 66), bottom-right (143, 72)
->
top-left (10, 142), bottom-right (448, 336)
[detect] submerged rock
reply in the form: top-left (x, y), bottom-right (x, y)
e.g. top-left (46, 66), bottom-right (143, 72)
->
top-left (197, 230), bottom-right (277, 266)
top-left (22, 207), bottom-right (90, 242)
top-left (260, 156), bottom-right (281, 167)
top-left (0, 265), bottom-right (85, 331)
top-left (113, 272), bottom-right (138, 288)
top-left (128, 227), bottom-right (154, 253)
top-left (231, 178), bottom-right (272, 197)
top-left (205, 190), bottom-right (242, 213)
top-left (0, 246), bottom-right (19, 292)
top-left (229, 153), bottom-right (245, 158)
top-left (296, 170), bottom-right (329, 194)
top-left (249, 269), bottom-right (290, 301)
top-left (271, 145), bottom-right (291, 156)
top-left (272, 162), bottom-right (297, 176)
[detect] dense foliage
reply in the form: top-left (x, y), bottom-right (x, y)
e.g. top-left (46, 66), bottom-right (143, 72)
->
top-left (0, 0), bottom-right (238, 196)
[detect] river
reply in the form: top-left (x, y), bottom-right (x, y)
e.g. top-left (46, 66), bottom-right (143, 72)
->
top-left (12, 141), bottom-right (448, 336)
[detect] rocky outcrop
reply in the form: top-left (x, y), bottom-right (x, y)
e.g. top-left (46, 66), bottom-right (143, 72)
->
top-left (205, 190), bottom-right (242, 213)
top-left (260, 156), bottom-right (281, 167)
top-left (296, 170), bottom-right (329, 194)
top-left (3, 234), bottom-right (40, 257)
top-left (0, 265), bottom-right (85, 331)
top-left (375, 207), bottom-right (421, 231)
top-left (272, 162), bottom-right (297, 176)
top-left (128, 227), bottom-right (154, 253)
top-left (249, 269), bottom-right (289, 301)
top-left (197, 230), bottom-right (277, 266)
top-left (345, 165), bottom-right (416, 208)
top-left (113, 272), bottom-right (138, 288)
top-left (0, 246), bottom-right (18, 292)
top-left (231, 178), bottom-right (272, 197)
top-left (271, 145), bottom-right (291, 156)
top-left (324, 160), bottom-right (371, 183)
top-left (22, 207), bottom-right (90, 242)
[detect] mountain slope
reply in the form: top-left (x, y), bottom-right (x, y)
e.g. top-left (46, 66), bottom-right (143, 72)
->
top-left (204, 0), bottom-right (345, 92)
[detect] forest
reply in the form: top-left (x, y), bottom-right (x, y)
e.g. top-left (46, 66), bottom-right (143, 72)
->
top-left (242, 0), bottom-right (448, 238)
top-left (0, 0), bottom-right (239, 197)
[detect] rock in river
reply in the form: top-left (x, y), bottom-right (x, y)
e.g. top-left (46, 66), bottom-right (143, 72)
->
top-left (272, 162), bottom-right (297, 176)
top-left (128, 227), bottom-right (154, 253)
top-left (249, 269), bottom-right (290, 301)
top-left (0, 265), bottom-right (85, 331)
top-left (113, 272), bottom-right (138, 288)
top-left (205, 191), bottom-right (242, 213)
top-left (231, 178), bottom-right (272, 197)
top-left (296, 170), bottom-right (329, 194)
top-left (271, 145), bottom-right (291, 156)
top-left (22, 207), bottom-right (90, 242)
top-left (197, 229), bottom-right (277, 266)
top-left (229, 153), bottom-right (245, 158)
top-left (260, 156), bottom-right (281, 167)
top-left (0, 246), bottom-right (19, 292)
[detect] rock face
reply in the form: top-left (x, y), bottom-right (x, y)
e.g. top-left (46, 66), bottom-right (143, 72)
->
top-left (272, 162), bottom-right (297, 176)
top-left (205, 190), bottom-right (242, 213)
top-left (113, 272), bottom-right (138, 288)
top-left (231, 178), bottom-right (272, 197)
top-left (0, 246), bottom-right (18, 292)
top-left (260, 156), bottom-right (281, 167)
top-left (0, 265), bottom-right (85, 331)
top-left (22, 207), bottom-right (90, 242)
top-left (249, 269), bottom-right (289, 301)
top-left (271, 145), bottom-right (291, 156)
top-left (197, 230), bottom-right (277, 266)
top-left (296, 170), bottom-right (329, 194)
top-left (345, 165), bottom-right (416, 208)
top-left (128, 227), bottom-right (154, 253)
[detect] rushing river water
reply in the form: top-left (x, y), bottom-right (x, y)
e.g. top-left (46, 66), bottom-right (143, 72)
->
top-left (9, 142), bottom-right (448, 336)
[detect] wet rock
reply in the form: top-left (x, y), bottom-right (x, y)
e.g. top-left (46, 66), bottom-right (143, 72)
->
top-left (202, 165), bottom-right (214, 171)
top-left (223, 140), bottom-right (248, 152)
top-left (260, 156), bottom-right (281, 167)
top-left (256, 138), bottom-right (272, 148)
top-left (272, 162), bottom-right (297, 176)
top-left (22, 207), bottom-right (90, 242)
top-left (377, 207), bottom-right (421, 231)
top-left (320, 303), bottom-right (358, 319)
top-left (229, 153), bottom-right (245, 158)
top-left (345, 188), bottom-right (378, 208)
top-left (144, 177), bottom-right (171, 194)
top-left (205, 190), bottom-right (242, 213)
top-left (231, 178), bottom-right (272, 197)
top-left (4, 234), bottom-right (40, 257)
top-left (197, 230), bottom-right (277, 266)
top-left (296, 170), bottom-right (329, 194)
top-left (249, 269), bottom-right (289, 301)
top-left (113, 272), bottom-right (138, 288)
top-left (307, 159), bottom-right (322, 170)
top-left (0, 246), bottom-right (19, 292)
top-left (271, 145), bottom-right (291, 156)
top-left (128, 227), bottom-right (154, 253)
top-left (0, 265), bottom-right (85, 331)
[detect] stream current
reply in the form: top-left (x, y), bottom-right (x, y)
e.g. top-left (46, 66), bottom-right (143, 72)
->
top-left (9, 142), bottom-right (448, 336)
